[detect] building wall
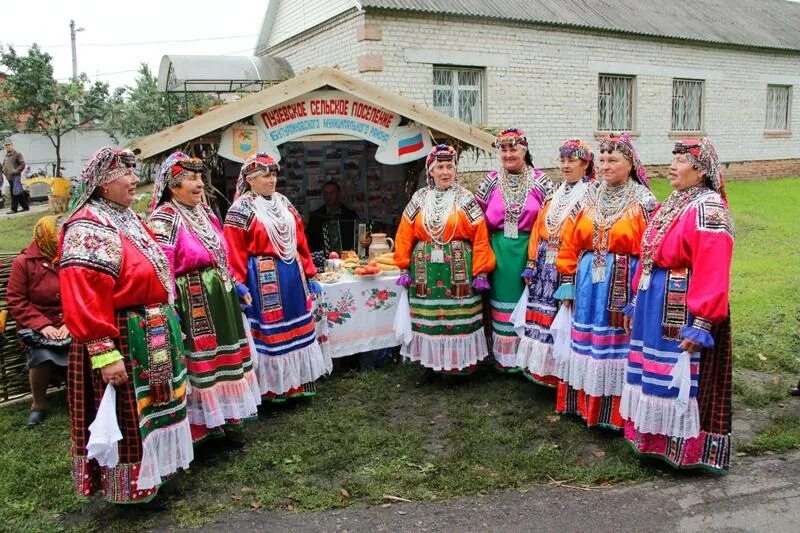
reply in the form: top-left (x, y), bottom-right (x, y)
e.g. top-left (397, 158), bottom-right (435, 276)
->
top-left (267, 0), bottom-right (355, 49)
top-left (263, 10), bottom-right (800, 175)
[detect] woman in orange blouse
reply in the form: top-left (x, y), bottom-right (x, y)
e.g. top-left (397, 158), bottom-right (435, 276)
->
top-left (394, 145), bottom-right (495, 386)
top-left (553, 133), bottom-right (655, 430)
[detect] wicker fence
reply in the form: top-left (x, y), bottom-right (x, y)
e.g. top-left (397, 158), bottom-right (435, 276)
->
top-left (0, 252), bottom-right (33, 403)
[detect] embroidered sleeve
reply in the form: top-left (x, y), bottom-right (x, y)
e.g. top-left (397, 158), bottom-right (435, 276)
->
top-left (402, 189), bottom-right (424, 222)
top-left (636, 185), bottom-right (658, 222)
top-left (459, 189), bottom-right (485, 225)
top-left (148, 206), bottom-right (180, 246)
top-left (534, 171), bottom-right (555, 201)
top-left (696, 198), bottom-right (735, 237)
top-left (475, 173), bottom-right (497, 206)
top-left (223, 198), bottom-right (254, 284)
top-left (224, 198), bottom-right (254, 231)
top-left (60, 219), bottom-right (123, 278)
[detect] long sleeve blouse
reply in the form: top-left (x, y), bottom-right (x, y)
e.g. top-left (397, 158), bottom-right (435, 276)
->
top-left (393, 186), bottom-right (496, 276)
top-left (475, 167), bottom-right (554, 232)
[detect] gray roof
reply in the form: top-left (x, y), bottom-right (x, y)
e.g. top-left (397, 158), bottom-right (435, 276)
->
top-left (360, 0), bottom-right (800, 51)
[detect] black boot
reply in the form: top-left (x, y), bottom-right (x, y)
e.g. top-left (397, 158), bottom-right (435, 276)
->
top-left (414, 367), bottom-right (436, 388)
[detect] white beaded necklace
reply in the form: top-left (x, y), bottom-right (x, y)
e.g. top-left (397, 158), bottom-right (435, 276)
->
top-left (251, 192), bottom-right (297, 263)
top-left (543, 179), bottom-right (589, 263)
top-left (422, 185), bottom-right (458, 245)
top-left (171, 200), bottom-right (232, 287)
top-left (499, 165), bottom-right (533, 239)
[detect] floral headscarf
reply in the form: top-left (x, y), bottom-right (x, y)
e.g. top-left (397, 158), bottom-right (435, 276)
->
top-left (150, 151), bottom-right (205, 211)
top-left (33, 215), bottom-right (59, 262)
top-left (673, 138), bottom-right (726, 201)
top-left (598, 132), bottom-right (649, 188)
top-left (68, 147), bottom-right (137, 215)
top-left (236, 152), bottom-right (280, 198)
top-left (559, 138), bottom-right (595, 181)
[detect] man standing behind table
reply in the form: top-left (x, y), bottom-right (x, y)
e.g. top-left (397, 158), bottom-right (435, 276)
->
top-left (306, 180), bottom-right (360, 253)
top-left (3, 139), bottom-right (29, 214)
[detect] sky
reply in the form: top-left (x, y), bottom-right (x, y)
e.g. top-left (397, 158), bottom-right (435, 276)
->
top-left (0, 0), bottom-right (269, 90)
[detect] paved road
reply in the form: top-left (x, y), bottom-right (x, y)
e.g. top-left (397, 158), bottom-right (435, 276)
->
top-left (166, 451), bottom-right (800, 533)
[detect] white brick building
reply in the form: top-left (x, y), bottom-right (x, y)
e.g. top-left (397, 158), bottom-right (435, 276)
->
top-left (256, 0), bottom-right (800, 176)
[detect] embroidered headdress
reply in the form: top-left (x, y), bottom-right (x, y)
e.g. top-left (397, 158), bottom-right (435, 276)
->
top-left (150, 151), bottom-right (205, 211)
top-left (673, 138), bottom-right (726, 201)
top-left (236, 152), bottom-right (280, 197)
top-left (559, 138), bottom-right (595, 181)
top-left (493, 127), bottom-right (528, 149)
top-left (425, 144), bottom-right (458, 182)
top-left (68, 147), bottom-right (137, 215)
top-left (598, 132), bottom-right (649, 188)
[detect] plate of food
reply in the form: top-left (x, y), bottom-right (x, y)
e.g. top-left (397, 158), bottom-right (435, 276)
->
top-left (316, 271), bottom-right (342, 284)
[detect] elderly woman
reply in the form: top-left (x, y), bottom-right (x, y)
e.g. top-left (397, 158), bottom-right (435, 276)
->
top-left (516, 139), bottom-right (595, 387)
top-left (476, 128), bottom-right (553, 371)
top-left (7, 216), bottom-right (70, 427)
top-left (59, 147), bottom-right (192, 504)
top-left (620, 139), bottom-right (734, 472)
top-left (394, 144), bottom-right (495, 385)
top-left (224, 152), bottom-right (330, 402)
top-left (149, 152), bottom-right (260, 444)
top-left (554, 133), bottom-right (655, 430)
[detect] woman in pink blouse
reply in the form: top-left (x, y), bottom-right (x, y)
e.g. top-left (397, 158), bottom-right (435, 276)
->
top-left (620, 138), bottom-right (735, 472)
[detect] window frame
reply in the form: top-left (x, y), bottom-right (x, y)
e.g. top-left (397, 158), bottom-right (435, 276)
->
top-left (432, 66), bottom-right (485, 126)
top-left (765, 84), bottom-right (792, 132)
top-left (597, 74), bottom-right (636, 132)
top-left (671, 78), bottom-right (704, 133)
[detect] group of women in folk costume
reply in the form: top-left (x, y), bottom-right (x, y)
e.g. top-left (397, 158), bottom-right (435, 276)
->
top-left (396, 132), bottom-right (734, 473)
top-left (61, 148), bottom-right (328, 506)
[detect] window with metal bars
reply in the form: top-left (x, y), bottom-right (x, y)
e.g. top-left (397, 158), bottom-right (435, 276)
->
top-left (672, 79), bottom-right (704, 131)
top-left (766, 85), bottom-right (791, 131)
top-left (433, 67), bottom-right (483, 125)
top-left (598, 74), bottom-right (634, 131)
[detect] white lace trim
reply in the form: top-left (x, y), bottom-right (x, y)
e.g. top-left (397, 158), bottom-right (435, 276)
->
top-left (186, 370), bottom-right (261, 428)
top-left (252, 341), bottom-right (332, 396)
top-left (135, 419), bottom-right (194, 491)
top-left (561, 351), bottom-right (626, 396)
top-left (401, 329), bottom-right (489, 371)
top-left (492, 334), bottom-right (520, 368)
top-left (620, 382), bottom-right (700, 439)
top-left (515, 337), bottom-right (559, 377)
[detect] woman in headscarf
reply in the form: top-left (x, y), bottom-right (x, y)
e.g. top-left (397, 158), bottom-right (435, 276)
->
top-left (149, 152), bottom-right (260, 444)
top-left (476, 128), bottom-right (554, 371)
top-left (223, 152), bottom-right (331, 402)
top-left (554, 133), bottom-right (655, 430)
top-left (6, 215), bottom-right (70, 427)
top-left (394, 144), bottom-right (495, 386)
top-left (516, 139), bottom-right (595, 387)
top-left (620, 138), bottom-right (734, 472)
top-left (59, 147), bottom-right (192, 505)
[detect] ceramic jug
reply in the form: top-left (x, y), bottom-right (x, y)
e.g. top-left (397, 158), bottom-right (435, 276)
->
top-left (368, 233), bottom-right (394, 259)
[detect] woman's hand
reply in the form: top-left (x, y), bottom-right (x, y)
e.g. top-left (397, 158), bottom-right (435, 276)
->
top-left (57, 325), bottom-right (70, 339)
top-left (623, 315), bottom-right (633, 335)
top-left (100, 359), bottom-right (128, 386)
top-left (241, 292), bottom-right (253, 306)
top-left (40, 325), bottom-right (61, 340)
top-left (359, 234), bottom-right (372, 247)
top-left (678, 338), bottom-right (703, 353)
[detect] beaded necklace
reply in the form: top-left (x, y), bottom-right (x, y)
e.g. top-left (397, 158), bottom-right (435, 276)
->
top-left (544, 179), bottom-right (589, 263)
top-left (585, 179), bottom-right (638, 283)
top-left (422, 185), bottom-right (459, 262)
top-left (171, 200), bottom-right (232, 289)
top-left (638, 184), bottom-right (706, 290)
top-left (92, 197), bottom-right (174, 303)
top-left (499, 165), bottom-right (533, 239)
top-left (250, 192), bottom-right (297, 263)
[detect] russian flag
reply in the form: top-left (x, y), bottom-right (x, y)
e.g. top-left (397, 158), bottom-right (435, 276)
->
top-left (398, 133), bottom-right (425, 156)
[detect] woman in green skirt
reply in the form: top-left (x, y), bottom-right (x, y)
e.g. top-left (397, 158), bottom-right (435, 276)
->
top-left (476, 128), bottom-right (554, 371)
top-left (394, 145), bottom-right (496, 386)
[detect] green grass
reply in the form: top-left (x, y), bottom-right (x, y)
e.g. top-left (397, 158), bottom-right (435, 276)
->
top-left (1, 178), bottom-right (799, 531)
top-left (0, 211), bottom-right (42, 254)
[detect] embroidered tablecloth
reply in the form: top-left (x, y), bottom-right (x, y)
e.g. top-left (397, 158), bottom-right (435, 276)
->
top-left (313, 273), bottom-right (401, 358)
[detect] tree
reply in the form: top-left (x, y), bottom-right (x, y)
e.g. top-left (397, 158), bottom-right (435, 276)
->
top-left (103, 63), bottom-right (215, 140)
top-left (0, 44), bottom-right (110, 176)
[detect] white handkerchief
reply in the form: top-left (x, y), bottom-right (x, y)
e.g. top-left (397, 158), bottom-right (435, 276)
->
top-left (510, 290), bottom-right (529, 338)
top-left (549, 304), bottom-right (572, 363)
top-left (87, 384), bottom-right (123, 468)
top-left (393, 288), bottom-right (413, 345)
top-left (669, 351), bottom-right (695, 416)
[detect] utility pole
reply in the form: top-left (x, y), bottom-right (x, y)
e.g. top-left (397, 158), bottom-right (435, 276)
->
top-left (69, 19), bottom-right (84, 178)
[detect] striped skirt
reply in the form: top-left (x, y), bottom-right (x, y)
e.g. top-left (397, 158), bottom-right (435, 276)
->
top-left (244, 255), bottom-right (331, 401)
top-left (402, 240), bottom-right (488, 373)
top-left (69, 305), bottom-right (193, 503)
top-left (515, 240), bottom-right (562, 387)
top-left (175, 267), bottom-right (261, 443)
top-left (555, 252), bottom-right (638, 430)
top-left (489, 231), bottom-right (529, 370)
top-left (620, 266), bottom-right (732, 472)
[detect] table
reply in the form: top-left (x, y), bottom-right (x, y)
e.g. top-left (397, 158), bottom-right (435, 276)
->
top-left (313, 273), bottom-right (402, 358)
